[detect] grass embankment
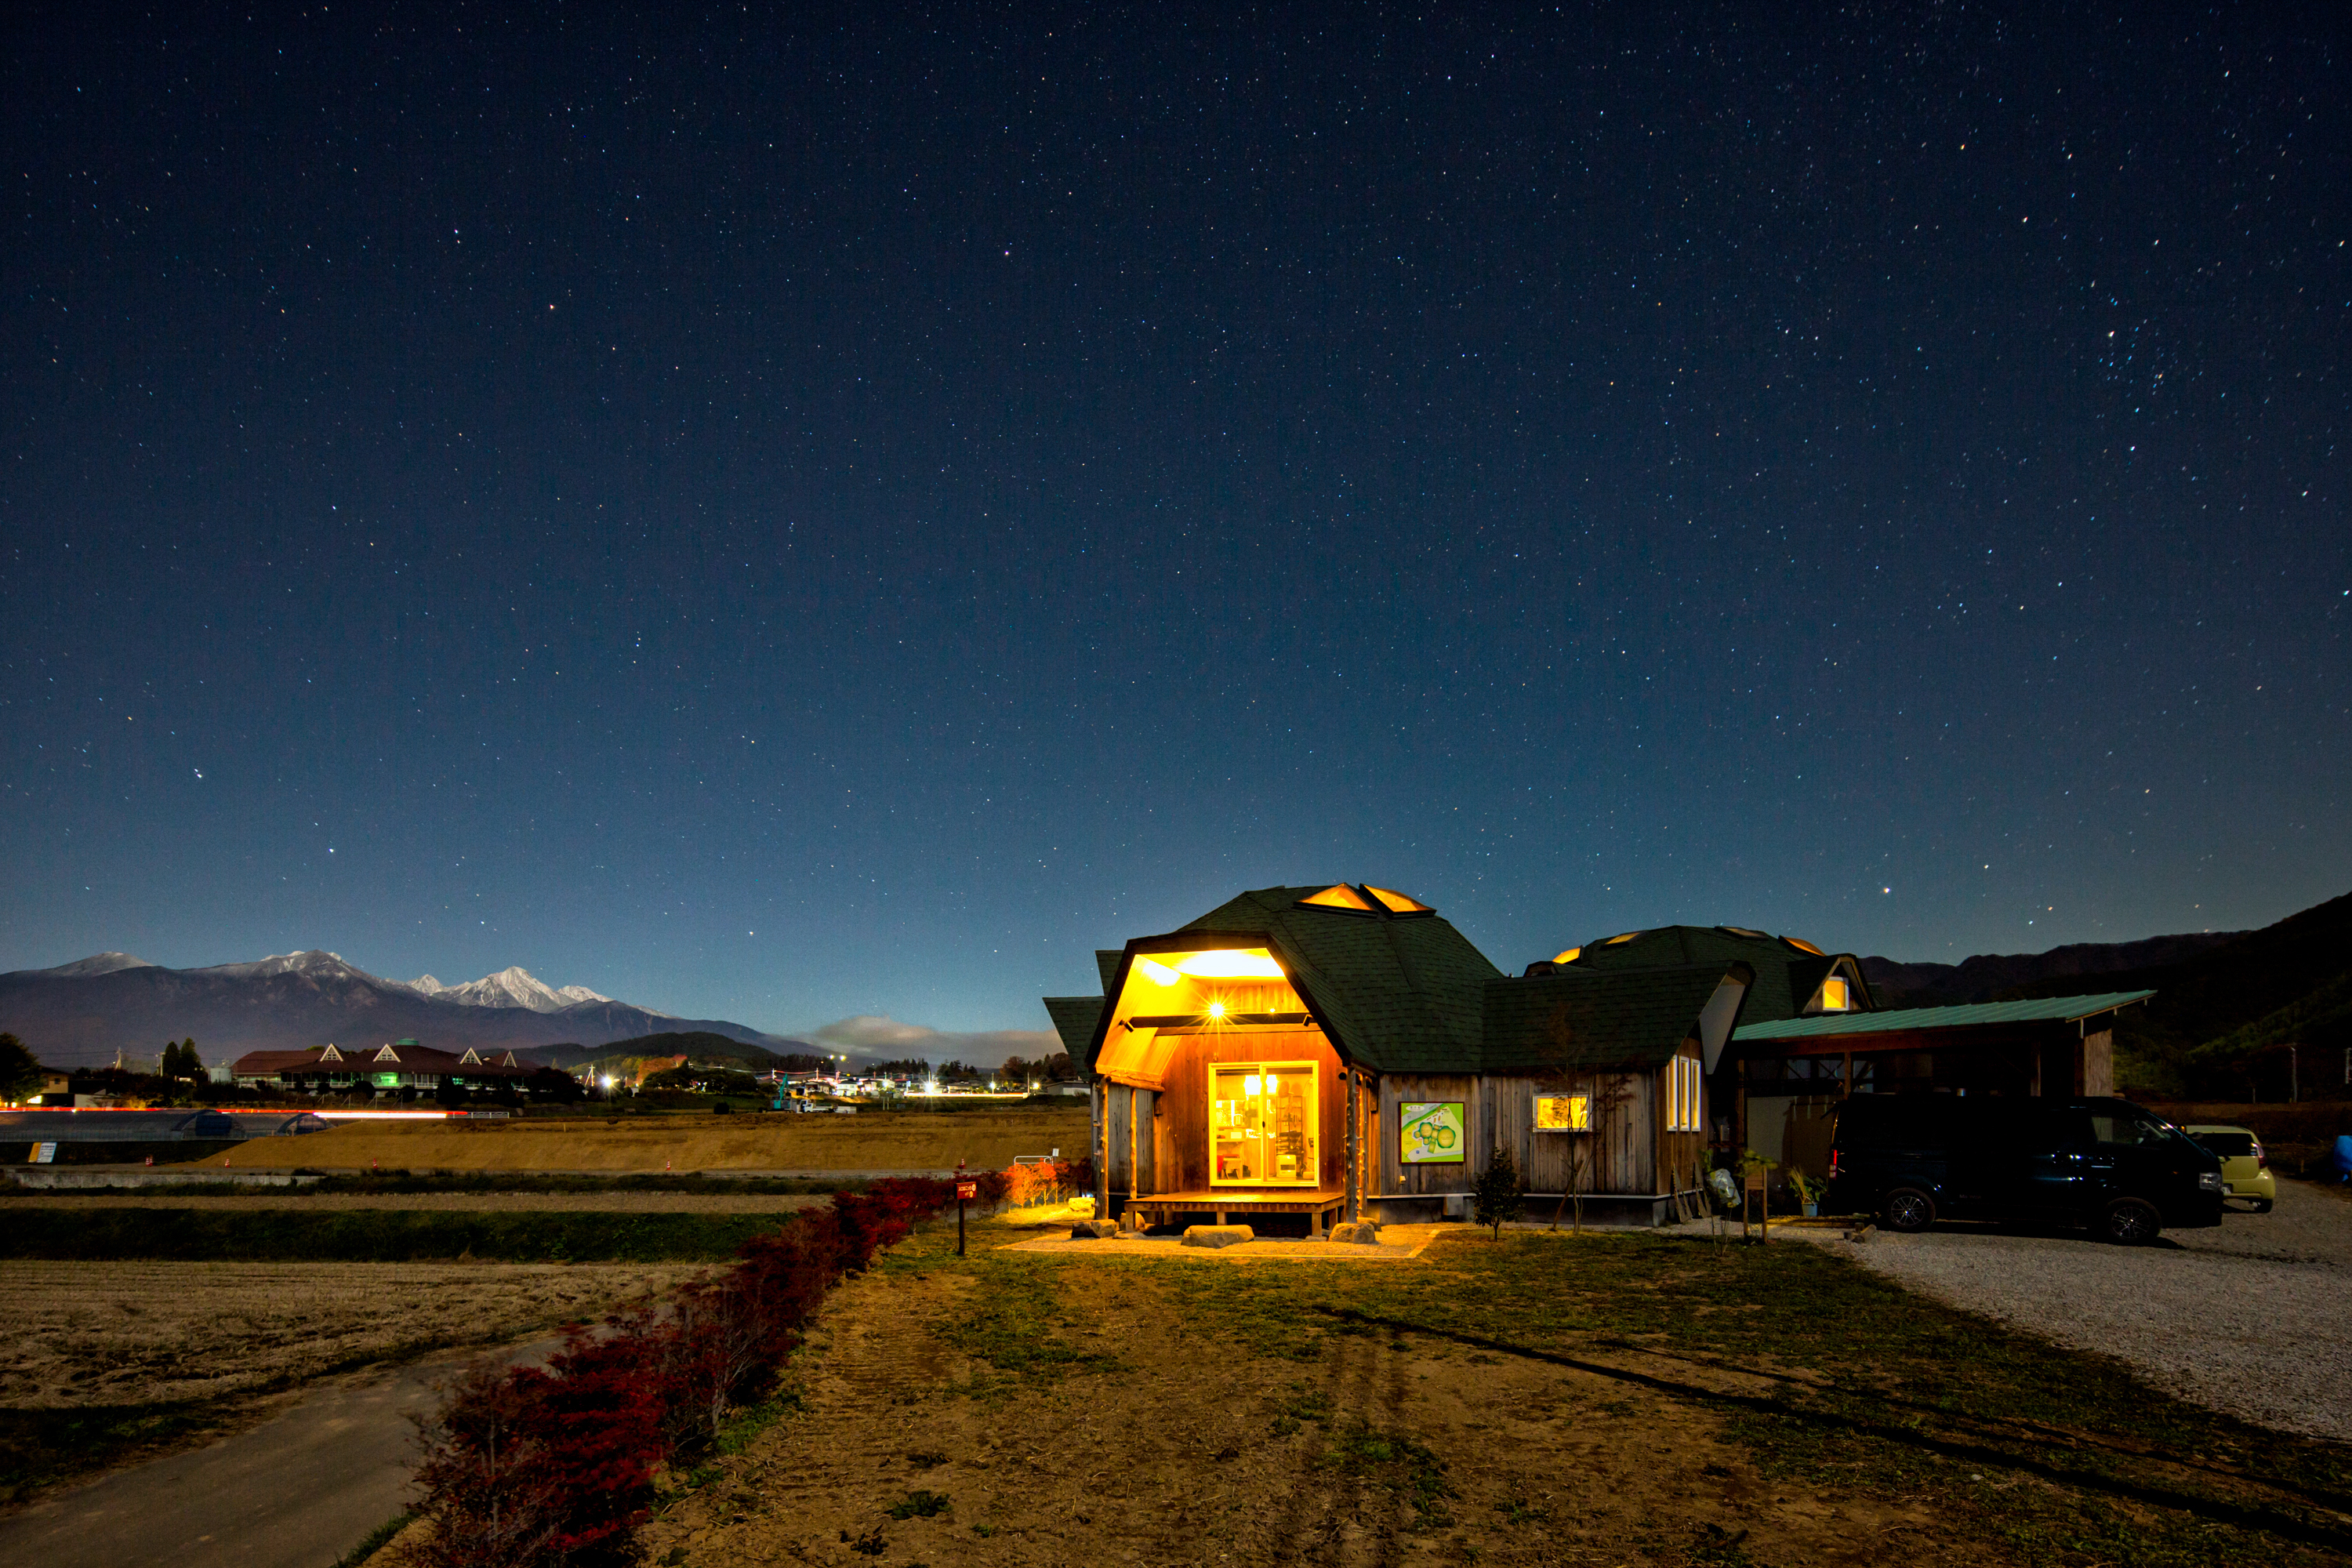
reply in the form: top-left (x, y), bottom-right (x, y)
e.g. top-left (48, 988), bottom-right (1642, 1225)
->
top-left (642, 1218), bottom-right (2352, 1568)
top-left (0, 1401), bottom-right (223, 1513)
top-left (0, 1209), bottom-right (793, 1262)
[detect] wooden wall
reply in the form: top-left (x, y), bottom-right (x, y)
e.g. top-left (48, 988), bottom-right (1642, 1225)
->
top-left (1115, 1027), bottom-right (1345, 1194)
top-left (1376, 1065), bottom-right (1700, 1198)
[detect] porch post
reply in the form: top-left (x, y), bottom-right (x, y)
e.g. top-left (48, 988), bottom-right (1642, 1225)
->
top-left (1344, 1062), bottom-right (1358, 1222)
top-left (1091, 1078), bottom-right (1109, 1216)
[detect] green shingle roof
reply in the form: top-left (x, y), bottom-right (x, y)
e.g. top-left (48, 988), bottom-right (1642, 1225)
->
top-left (1734, 990), bottom-right (2155, 1042)
top-left (1167, 886), bottom-right (1504, 1073)
top-left (1482, 964), bottom-right (1744, 1071)
top-left (1043, 996), bottom-right (1107, 1059)
top-left (1566, 925), bottom-right (1857, 1023)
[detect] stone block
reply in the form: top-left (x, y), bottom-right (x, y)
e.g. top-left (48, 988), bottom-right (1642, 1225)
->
top-left (1327, 1221), bottom-right (1382, 1246)
top-left (1181, 1225), bottom-right (1255, 1249)
top-left (1069, 1218), bottom-right (1122, 1239)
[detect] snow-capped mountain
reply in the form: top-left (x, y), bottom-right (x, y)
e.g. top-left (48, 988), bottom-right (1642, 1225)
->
top-left (403, 966), bottom-right (622, 1014)
top-left (0, 949), bottom-right (786, 1065)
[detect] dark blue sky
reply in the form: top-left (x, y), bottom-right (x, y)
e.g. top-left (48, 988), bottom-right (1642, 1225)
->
top-left (4, 3), bottom-right (2347, 1041)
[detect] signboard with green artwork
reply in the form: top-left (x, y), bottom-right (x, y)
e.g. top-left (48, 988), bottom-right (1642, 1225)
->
top-left (1399, 1101), bottom-right (1465, 1164)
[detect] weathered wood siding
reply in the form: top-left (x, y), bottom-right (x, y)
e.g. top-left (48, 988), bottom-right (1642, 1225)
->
top-left (1132, 1028), bottom-right (1345, 1193)
top-left (1376, 1065), bottom-right (1699, 1199)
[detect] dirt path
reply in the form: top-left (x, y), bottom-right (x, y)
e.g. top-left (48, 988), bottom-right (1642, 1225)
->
top-left (639, 1220), bottom-right (1972, 1568)
top-left (0, 1342), bottom-right (544, 1568)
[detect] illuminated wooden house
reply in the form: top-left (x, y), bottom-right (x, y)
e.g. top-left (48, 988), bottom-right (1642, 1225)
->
top-left (1044, 888), bottom-right (2155, 1227)
top-left (1044, 886), bottom-right (1758, 1229)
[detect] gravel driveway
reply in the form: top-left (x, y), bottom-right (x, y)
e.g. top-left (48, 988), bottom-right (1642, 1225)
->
top-left (1791, 1181), bottom-right (2352, 1442)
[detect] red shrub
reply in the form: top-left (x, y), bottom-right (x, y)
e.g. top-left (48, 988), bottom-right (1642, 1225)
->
top-left (409, 1185), bottom-right (953, 1568)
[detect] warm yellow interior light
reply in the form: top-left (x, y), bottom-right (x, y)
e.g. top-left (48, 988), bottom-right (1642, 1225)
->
top-left (1784, 936), bottom-right (1826, 956)
top-left (1605, 931), bottom-right (1641, 945)
top-left (1364, 885), bottom-right (1432, 913)
top-left (1552, 947), bottom-right (1582, 965)
top-left (1301, 884), bottom-right (1375, 910)
top-left (1244, 1074), bottom-right (1262, 1097)
top-left (1206, 1000), bottom-right (1228, 1019)
top-left (1174, 949), bottom-right (1285, 979)
top-left (1820, 977), bottom-right (1850, 1011)
top-left (1136, 956), bottom-right (1181, 987)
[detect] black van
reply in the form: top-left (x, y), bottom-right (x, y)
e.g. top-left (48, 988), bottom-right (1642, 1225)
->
top-left (1826, 1095), bottom-right (2224, 1244)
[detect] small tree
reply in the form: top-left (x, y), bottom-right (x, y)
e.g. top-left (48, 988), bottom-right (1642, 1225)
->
top-left (0, 1033), bottom-right (44, 1102)
top-left (1472, 1145), bottom-right (1523, 1239)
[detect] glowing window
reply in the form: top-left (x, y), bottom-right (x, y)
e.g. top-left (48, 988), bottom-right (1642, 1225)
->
top-left (1300, 884), bottom-right (1375, 910)
top-left (1174, 949), bottom-right (1285, 979)
top-left (1818, 977), bottom-right (1853, 1011)
top-left (1719, 925), bottom-right (1770, 938)
top-left (1783, 937), bottom-right (1826, 956)
top-left (1552, 946), bottom-right (1582, 965)
top-left (1135, 956), bottom-right (1181, 987)
top-left (1534, 1094), bottom-right (1592, 1131)
top-left (1604, 931), bottom-right (1642, 946)
top-left (1364, 886), bottom-right (1433, 914)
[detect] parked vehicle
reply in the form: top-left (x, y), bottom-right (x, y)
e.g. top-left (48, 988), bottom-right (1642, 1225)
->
top-left (2182, 1124), bottom-right (2274, 1212)
top-left (1827, 1095), bottom-right (2223, 1244)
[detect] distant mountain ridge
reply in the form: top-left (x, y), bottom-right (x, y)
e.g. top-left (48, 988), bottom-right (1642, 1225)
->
top-left (1860, 931), bottom-right (2248, 1007)
top-left (0, 949), bottom-right (804, 1068)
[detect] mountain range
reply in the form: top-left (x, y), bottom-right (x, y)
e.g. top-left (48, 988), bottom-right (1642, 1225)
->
top-left (0, 949), bottom-right (807, 1068)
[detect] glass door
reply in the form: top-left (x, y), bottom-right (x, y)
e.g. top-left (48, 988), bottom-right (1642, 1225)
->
top-left (1210, 1061), bottom-right (1316, 1186)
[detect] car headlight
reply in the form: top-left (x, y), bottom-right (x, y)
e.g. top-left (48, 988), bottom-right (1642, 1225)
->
top-left (2198, 1171), bottom-right (2223, 1192)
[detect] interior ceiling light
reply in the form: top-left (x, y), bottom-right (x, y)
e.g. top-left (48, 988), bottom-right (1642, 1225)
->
top-left (1364, 885), bottom-right (1433, 913)
top-left (1300, 884), bottom-right (1375, 910)
top-left (1552, 947), bottom-right (1582, 965)
top-left (1174, 949), bottom-right (1286, 979)
top-left (1135, 956), bottom-right (1181, 987)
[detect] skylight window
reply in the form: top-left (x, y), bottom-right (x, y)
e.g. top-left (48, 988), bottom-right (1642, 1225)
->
top-left (1300, 884), bottom-right (1376, 910)
top-left (1552, 946), bottom-right (1582, 964)
top-left (1363, 886), bottom-right (1433, 914)
top-left (1783, 937), bottom-right (1826, 956)
top-left (1604, 931), bottom-right (1642, 946)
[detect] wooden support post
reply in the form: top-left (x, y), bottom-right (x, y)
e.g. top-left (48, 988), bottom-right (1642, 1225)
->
top-left (1128, 1090), bottom-right (1141, 1204)
top-left (1092, 1080), bottom-right (1109, 1218)
top-left (1344, 1063), bottom-right (1358, 1223)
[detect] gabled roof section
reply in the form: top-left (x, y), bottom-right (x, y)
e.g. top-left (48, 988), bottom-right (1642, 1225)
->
top-left (1043, 996), bottom-right (1108, 1060)
top-left (1170, 886), bottom-right (1501, 1073)
top-left (1736, 990), bottom-right (2154, 1042)
top-left (1483, 964), bottom-right (1751, 1072)
top-left (1566, 926), bottom-right (1869, 1023)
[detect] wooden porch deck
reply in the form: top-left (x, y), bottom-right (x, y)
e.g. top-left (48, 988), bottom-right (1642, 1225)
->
top-left (1120, 1189), bottom-right (1348, 1235)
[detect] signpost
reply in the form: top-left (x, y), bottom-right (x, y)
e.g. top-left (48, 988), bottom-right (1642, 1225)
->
top-left (955, 1160), bottom-right (974, 1256)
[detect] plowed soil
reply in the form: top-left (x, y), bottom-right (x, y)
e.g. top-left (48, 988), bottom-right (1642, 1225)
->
top-left (0, 1260), bottom-right (698, 1408)
top-left (194, 1106), bottom-right (1089, 1174)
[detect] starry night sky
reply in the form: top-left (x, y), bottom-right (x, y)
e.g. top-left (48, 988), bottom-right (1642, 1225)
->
top-left (4, 4), bottom-right (2347, 1043)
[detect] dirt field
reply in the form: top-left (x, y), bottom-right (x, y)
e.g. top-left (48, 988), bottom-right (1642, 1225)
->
top-left (194, 1107), bottom-right (1088, 1174)
top-left (0, 1260), bottom-right (699, 1409)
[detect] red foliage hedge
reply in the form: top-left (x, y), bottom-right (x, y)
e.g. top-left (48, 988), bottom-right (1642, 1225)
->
top-left (409, 1178), bottom-right (955, 1568)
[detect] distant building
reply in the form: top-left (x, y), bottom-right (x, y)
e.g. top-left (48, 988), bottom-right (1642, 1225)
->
top-left (230, 1040), bottom-right (535, 1096)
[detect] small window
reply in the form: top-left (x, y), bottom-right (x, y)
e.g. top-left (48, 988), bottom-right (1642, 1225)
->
top-left (1819, 977), bottom-right (1852, 1011)
top-left (1604, 931), bottom-right (1642, 946)
top-left (1783, 936), bottom-right (1827, 956)
top-left (1552, 946), bottom-right (1582, 964)
top-left (1534, 1094), bottom-right (1591, 1131)
top-left (1300, 884), bottom-right (1375, 910)
top-left (1363, 885), bottom-right (1434, 914)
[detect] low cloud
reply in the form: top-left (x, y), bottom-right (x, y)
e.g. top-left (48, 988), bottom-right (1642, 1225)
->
top-left (811, 1014), bottom-right (1062, 1066)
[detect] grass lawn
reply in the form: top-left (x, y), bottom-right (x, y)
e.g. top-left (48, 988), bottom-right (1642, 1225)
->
top-left (640, 1214), bottom-right (2352, 1568)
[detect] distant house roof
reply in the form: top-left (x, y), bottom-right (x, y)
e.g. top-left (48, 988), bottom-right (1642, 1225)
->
top-left (230, 1043), bottom-right (534, 1080)
top-left (1734, 990), bottom-right (2155, 1043)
